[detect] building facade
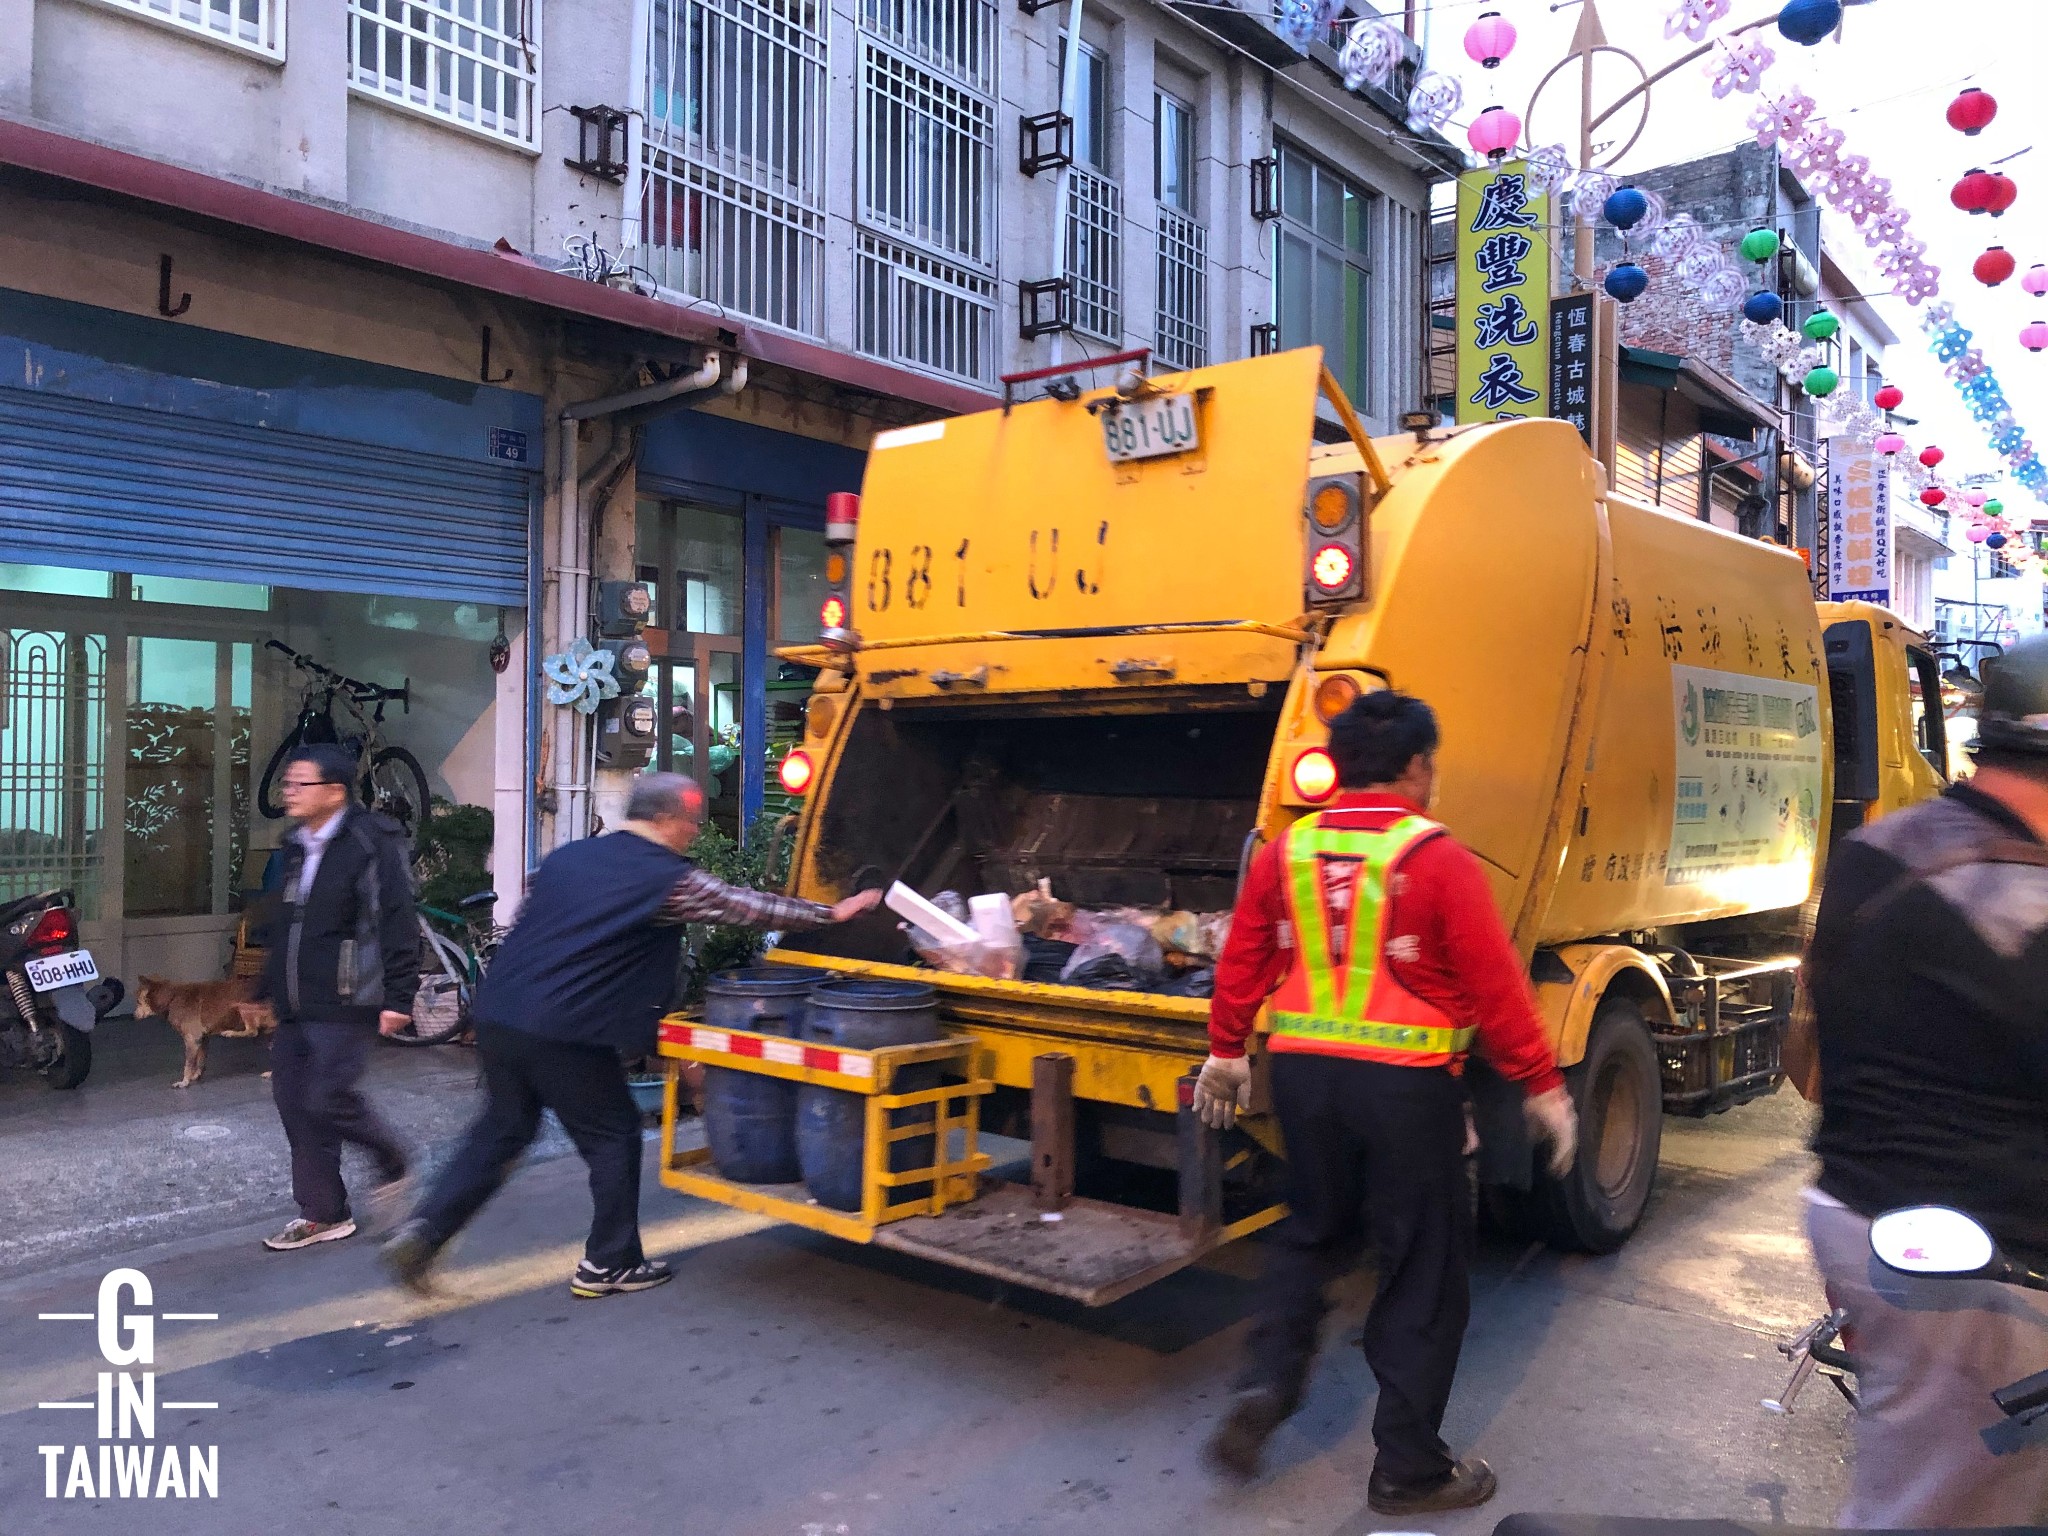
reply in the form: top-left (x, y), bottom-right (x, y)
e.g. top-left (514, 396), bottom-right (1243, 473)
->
top-left (1, 0), bottom-right (1445, 978)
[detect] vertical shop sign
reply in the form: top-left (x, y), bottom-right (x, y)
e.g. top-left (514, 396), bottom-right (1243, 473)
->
top-left (1549, 292), bottom-right (1594, 444)
top-left (1456, 161), bottom-right (1551, 425)
top-left (1825, 439), bottom-right (1891, 604)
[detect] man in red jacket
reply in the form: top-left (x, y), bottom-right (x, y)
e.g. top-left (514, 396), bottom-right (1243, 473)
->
top-left (1198, 688), bottom-right (1576, 1514)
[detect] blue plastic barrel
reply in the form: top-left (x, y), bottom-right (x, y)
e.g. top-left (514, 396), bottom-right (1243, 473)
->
top-left (796, 979), bottom-right (942, 1212)
top-left (701, 966), bottom-right (830, 1184)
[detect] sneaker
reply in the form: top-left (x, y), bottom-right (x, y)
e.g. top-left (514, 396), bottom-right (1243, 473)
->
top-left (1201, 1388), bottom-right (1296, 1482)
top-left (1366, 1457), bottom-right (1499, 1516)
top-left (261, 1217), bottom-right (356, 1251)
top-left (381, 1220), bottom-right (441, 1296)
top-left (569, 1258), bottom-right (673, 1298)
top-left (362, 1173), bottom-right (413, 1237)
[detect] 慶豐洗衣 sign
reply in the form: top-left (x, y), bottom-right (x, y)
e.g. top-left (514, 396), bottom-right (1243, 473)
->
top-left (1825, 440), bottom-right (1891, 604)
top-left (1456, 161), bottom-right (1551, 426)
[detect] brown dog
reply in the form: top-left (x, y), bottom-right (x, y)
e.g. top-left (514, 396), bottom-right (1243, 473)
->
top-left (132, 976), bottom-right (276, 1088)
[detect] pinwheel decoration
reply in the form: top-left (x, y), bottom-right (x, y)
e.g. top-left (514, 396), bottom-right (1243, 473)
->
top-left (543, 638), bottom-right (622, 715)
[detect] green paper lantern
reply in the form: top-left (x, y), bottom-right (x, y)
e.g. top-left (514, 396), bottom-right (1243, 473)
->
top-left (1740, 228), bottom-right (1781, 263)
top-left (1802, 310), bottom-right (1840, 341)
top-left (1803, 366), bottom-right (1840, 398)
top-left (1985, 498), bottom-right (2005, 516)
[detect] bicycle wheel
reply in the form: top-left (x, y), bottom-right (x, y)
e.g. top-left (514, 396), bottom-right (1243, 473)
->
top-left (362, 746), bottom-right (432, 840)
top-left (257, 710), bottom-right (341, 819)
top-left (388, 917), bottom-right (469, 1047)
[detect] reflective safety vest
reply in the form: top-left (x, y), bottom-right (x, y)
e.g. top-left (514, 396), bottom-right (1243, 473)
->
top-left (1267, 811), bottom-right (1477, 1068)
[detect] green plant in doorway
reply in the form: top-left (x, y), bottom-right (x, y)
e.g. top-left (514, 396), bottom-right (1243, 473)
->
top-left (677, 814), bottom-right (797, 1006)
top-left (414, 799), bottom-right (494, 930)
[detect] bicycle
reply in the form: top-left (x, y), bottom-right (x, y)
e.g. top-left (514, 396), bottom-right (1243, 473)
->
top-left (391, 889), bottom-right (503, 1047)
top-left (257, 640), bottom-right (432, 839)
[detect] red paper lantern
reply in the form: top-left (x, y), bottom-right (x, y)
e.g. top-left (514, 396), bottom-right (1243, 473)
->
top-left (1921, 487), bottom-right (1948, 507)
top-left (1874, 384), bottom-right (1904, 412)
top-left (1947, 87), bottom-right (1998, 136)
top-left (2022, 319), bottom-right (2048, 353)
top-left (1976, 247), bottom-right (2018, 287)
top-left (1920, 446), bottom-right (1946, 469)
top-left (1953, 168), bottom-right (1998, 214)
top-left (1986, 173), bottom-right (2019, 218)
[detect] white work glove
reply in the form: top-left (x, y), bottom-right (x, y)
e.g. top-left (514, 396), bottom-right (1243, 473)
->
top-left (1193, 1054), bottom-right (1252, 1130)
top-left (1524, 1085), bottom-right (1578, 1180)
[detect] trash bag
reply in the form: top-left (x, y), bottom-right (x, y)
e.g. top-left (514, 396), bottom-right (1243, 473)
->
top-left (1150, 910), bottom-right (1204, 957)
top-left (1155, 967), bottom-right (1216, 999)
top-left (1059, 921), bottom-right (1165, 987)
top-left (1022, 935), bottom-right (1077, 984)
top-left (1012, 880), bottom-right (1076, 939)
top-left (932, 890), bottom-right (971, 926)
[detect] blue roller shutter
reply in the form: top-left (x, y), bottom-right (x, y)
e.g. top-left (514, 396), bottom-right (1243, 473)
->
top-left (0, 385), bottom-right (529, 605)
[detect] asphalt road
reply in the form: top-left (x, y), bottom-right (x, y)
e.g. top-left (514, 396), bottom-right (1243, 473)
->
top-left (0, 1019), bottom-right (1852, 1535)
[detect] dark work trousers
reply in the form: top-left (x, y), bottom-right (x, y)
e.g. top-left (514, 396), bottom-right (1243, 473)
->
top-left (414, 1021), bottom-right (646, 1271)
top-left (270, 1018), bottom-right (410, 1225)
top-left (1238, 1053), bottom-right (1471, 1488)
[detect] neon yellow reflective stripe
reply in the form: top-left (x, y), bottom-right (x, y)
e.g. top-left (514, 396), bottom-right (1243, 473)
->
top-left (1283, 813), bottom-right (1439, 1021)
top-left (1269, 1012), bottom-right (1477, 1055)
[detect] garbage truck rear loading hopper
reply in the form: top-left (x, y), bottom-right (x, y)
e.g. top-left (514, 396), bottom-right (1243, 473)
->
top-left (653, 349), bottom-right (1943, 1298)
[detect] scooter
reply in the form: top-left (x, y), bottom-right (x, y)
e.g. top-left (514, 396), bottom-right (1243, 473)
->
top-left (0, 890), bottom-right (122, 1089)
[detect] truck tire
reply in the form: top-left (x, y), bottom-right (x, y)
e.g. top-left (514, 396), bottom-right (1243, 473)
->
top-left (41, 1024), bottom-right (92, 1090)
top-left (1530, 999), bottom-right (1661, 1254)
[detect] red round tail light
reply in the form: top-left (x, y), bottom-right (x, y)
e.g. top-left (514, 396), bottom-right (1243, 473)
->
top-left (28, 907), bottom-right (77, 952)
top-left (778, 749), bottom-right (816, 797)
top-left (1310, 544), bottom-right (1356, 593)
top-left (1291, 748), bottom-right (1339, 803)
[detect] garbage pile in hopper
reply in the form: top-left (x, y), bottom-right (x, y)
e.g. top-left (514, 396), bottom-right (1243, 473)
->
top-left (885, 880), bottom-right (1230, 997)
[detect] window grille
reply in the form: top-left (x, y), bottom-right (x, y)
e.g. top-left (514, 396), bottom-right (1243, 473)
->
top-left (1066, 168), bottom-right (1121, 344)
top-left (83, 0), bottom-right (284, 60)
top-left (348, 0), bottom-right (540, 150)
top-left (856, 233), bottom-right (996, 385)
top-left (1155, 207), bottom-right (1208, 370)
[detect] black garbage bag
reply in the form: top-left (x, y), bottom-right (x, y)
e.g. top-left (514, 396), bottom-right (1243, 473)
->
top-left (1022, 936), bottom-right (1077, 984)
top-left (1156, 967), bottom-right (1216, 999)
top-left (1062, 954), bottom-right (1140, 990)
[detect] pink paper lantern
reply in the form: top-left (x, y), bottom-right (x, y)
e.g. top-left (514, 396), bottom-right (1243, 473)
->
top-left (1874, 432), bottom-right (1906, 456)
top-left (1463, 11), bottom-right (1516, 69)
top-left (2024, 265), bottom-right (2048, 299)
top-left (1967, 524), bottom-right (1990, 542)
top-left (2023, 320), bottom-right (2048, 353)
top-left (1966, 489), bottom-right (1989, 508)
top-left (1467, 105), bottom-right (1522, 162)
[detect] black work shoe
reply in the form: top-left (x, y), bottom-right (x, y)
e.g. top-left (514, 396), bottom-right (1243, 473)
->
top-left (1367, 1457), bottom-right (1499, 1515)
top-left (380, 1220), bottom-right (441, 1297)
top-left (1202, 1388), bottom-right (1295, 1482)
top-left (570, 1258), bottom-right (673, 1298)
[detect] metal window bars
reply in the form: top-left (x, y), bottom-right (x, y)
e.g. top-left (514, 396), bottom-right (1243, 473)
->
top-left (85, 0), bottom-right (283, 60)
top-left (0, 632), bottom-right (106, 917)
top-left (347, 0), bottom-right (540, 150)
top-left (859, 0), bottom-right (996, 95)
top-left (640, 0), bottom-right (828, 334)
top-left (858, 41), bottom-right (997, 267)
top-left (1065, 168), bottom-right (1122, 345)
top-left (856, 233), bottom-right (997, 384)
top-left (1154, 207), bottom-right (1208, 371)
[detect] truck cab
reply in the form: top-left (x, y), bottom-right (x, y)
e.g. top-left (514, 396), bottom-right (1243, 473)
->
top-left (1819, 601), bottom-right (1949, 845)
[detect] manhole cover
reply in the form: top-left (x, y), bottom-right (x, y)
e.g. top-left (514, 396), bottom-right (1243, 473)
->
top-left (182, 1124), bottom-right (232, 1142)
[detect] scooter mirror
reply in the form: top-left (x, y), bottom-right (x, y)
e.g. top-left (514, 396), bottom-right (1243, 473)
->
top-left (1871, 1205), bottom-right (1998, 1277)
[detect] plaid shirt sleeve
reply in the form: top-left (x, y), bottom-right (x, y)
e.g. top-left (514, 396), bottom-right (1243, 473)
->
top-left (654, 867), bottom-right (836, 930)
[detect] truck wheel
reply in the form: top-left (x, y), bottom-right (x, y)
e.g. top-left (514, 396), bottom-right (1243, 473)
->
top-left (1533, 1000), bottom-right (1661, 1254)
top-left (41, 1024), bottom-right (92, 1090)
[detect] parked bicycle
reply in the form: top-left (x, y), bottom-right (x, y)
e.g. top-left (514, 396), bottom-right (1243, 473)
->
top-left (256, 640), bottom-right (431, 839)
top-left (390, 889), bottom-right (503, 1047)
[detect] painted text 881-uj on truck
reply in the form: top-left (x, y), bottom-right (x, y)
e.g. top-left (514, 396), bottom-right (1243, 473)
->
top-left (654, 348), bottom-right (1944, 1304)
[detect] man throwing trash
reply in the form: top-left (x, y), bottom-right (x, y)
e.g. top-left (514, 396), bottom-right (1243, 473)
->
top-left (1196, 689), bottom-right (1576, 1514)
top-left (385, 773), bottom-right (880, 1298)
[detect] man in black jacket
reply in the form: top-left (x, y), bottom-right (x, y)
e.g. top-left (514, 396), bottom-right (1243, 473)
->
top-left (1805, 636), bottom-right (2048, 1527)
top-left (384, 772), bottom-right (880, 1298)
top-left (257, 744), bottom-right (421, 1252)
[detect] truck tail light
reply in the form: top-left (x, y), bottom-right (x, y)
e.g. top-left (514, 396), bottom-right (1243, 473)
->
top-left (1313, 673), bottom-right (1362, 722)
top-left (1291, 748), bottom-right (1339, 803)
top-left (778, 749), bottom-right (816, 797)
top-left (821, 489), bottom-right (860, 652)
top-left (29, 907), bottom-right (77, 953)
top-left (1302, 473), bottom-right (1366, 605)
top-left (821, 595), bottom-right (848, 631)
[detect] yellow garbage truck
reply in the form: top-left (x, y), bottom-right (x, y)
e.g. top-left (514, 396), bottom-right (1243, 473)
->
top-left (655, 348), bottom-right (1944, 1302)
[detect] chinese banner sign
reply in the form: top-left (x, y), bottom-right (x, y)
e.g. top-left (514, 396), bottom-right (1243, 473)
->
top-left (1456, 161), bottom-right (1551, 425)
top-left (1549, 293), bottom-right (1594, 445)
top-left (1825, 440), bottom-right (1891, 604)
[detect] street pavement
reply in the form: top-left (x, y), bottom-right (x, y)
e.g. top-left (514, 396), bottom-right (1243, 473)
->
top-left (0, 1019), bottom-right (1852, 1535)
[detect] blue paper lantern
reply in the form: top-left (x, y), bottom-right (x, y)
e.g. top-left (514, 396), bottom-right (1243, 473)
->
top-left (1742, 291), bottom-right (1784, 324)
top-left (1987, 533), bottom-right (2009, 550)
top-left (1778, 0), bottom-right (1842, 46)
top-left (1603, 187), bottom-right (1649, 230)
top-left (1605, 263), bottom-right (1649, 303)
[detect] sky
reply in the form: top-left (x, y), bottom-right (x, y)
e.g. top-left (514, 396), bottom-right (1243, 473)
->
top-left (1414, 0), bottom-right (2048, 508)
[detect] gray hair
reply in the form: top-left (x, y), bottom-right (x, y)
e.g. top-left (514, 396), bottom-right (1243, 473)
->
top-left (626, 772), bottom-right (707, 823)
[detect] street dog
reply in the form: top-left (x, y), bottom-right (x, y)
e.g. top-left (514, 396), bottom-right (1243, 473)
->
top-left (132, 975), bottom-right (275, 1088)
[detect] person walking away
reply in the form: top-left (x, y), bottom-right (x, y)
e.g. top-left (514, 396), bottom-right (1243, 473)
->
top-left (1804, 633), bottom-right (2048, 1528)
top-left (257, 744), bottom-right (421, 1251)
top-left (384, 773), bottom-right (882, 1298)
top-left (1196, 690), bottom-right (1577, 1515)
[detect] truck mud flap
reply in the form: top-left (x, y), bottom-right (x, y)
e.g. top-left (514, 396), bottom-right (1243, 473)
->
top-left (870, 1182), bottom-right (1282, 1307)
